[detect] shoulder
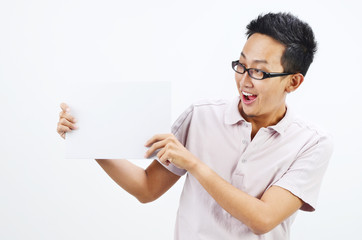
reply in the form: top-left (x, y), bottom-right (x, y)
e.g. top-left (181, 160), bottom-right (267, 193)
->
top-left (291, 115), bottom-right (332, 139)
top-left (190, 98), bottom-right (231, 116)
top-left (289, 114), bottom-right (334, 155)
top-left (177, 99), bottom-right (230, 119)
top-left (192, 98), bottom-right (230, 108)
top-left (171, 99), bottom-right (230, 134)
top-left (188, 98), bottom-right (232, 121)
top-left (192, 99), bottom-right (230, 107)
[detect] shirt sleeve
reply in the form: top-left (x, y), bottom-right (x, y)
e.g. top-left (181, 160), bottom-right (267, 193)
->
top-left (273, 133), bottom-right (333, 212)
top-left (157, 104), bottom-right (194, 176)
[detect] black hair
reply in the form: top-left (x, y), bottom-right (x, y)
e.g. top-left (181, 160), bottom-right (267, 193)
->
top-left (246, 12), bottom-right (317, 76)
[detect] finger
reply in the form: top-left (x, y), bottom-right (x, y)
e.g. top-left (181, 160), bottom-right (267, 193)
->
top-left (59, 118), bottom-right (78, 131)
top-left (57, 124), bottom-right (72, 136)
top-left (156, 147), bottom-right (166, 159)
top-left (145, 134), bottom-right (172, 147)
top-left (145, 139), bottom-right (168, 158)
top-left (59, 111), bottom-right (77, 124)
top-left (160, 151), bottom-right (172, 166)
top-left (60, 102), bottom-right (70, 113)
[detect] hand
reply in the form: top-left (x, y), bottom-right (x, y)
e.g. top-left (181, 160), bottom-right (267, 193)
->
top-left (56, 103), bottom-right (78, 139)
top-left (144, 134), bottom-right (201, 171)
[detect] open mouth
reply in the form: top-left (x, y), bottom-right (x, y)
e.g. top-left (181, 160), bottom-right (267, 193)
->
top-left (242, 91), bottom-right (257, 104)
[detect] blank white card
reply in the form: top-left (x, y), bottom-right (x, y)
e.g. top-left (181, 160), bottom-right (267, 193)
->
top-left (64, 81), bottom-right (171, 159)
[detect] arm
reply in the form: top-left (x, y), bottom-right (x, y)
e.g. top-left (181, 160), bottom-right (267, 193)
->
top-left (57, 103), bottom-right (180, 203)
top-left (145, 134), bottom-right (303, 234)
top-left (189, 162), bottom-right (302, 234)
top-left (95, 159), bottom-right (180, 203)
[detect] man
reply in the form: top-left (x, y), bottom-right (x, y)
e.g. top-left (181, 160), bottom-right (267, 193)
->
top-left (57, 12), bottom-right (333, 239)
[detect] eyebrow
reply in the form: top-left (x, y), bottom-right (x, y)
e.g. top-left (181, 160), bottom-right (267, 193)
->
top-left (240, 52), bottom-right (268, 64)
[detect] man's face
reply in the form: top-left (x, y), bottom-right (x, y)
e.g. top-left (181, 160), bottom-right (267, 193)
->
top-left (235, 33), bottom-right (291, 123)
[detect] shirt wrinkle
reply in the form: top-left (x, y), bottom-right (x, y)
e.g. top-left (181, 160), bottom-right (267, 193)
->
top-left (172, 105), bottom-right (194, 136)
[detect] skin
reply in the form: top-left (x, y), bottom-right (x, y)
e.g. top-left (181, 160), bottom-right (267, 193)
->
top-left (56, 33), bottom-right (305, 235)
top-left (236, 33), bottom-right (304, 139)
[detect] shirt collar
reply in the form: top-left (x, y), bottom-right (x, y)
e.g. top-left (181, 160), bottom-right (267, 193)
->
top-left (266, 105), bottom-right (294, 136)
top-left (224, 96), bottom-right (246, 125)
top-left (224, 96), bottom-right (294, 136)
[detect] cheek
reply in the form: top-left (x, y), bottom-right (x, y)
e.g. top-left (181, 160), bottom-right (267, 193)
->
top-left (258, 85), bottom-right (286, 104)
top-left (255, 83), bottom-right (280, 102)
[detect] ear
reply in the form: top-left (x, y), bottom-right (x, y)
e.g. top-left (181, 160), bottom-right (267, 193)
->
top-left (286, 73), bottom-right (304, 93)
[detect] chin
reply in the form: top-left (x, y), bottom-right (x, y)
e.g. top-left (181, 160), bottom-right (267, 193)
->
top-left (243, 112), bottom-right (257, 118)
top-left (240, 105), bottom-right (257, 119)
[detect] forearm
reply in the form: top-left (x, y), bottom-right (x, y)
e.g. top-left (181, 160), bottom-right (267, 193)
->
top-left (95, 159), bottom-right (150, 202)
top-left (146, 134), bottom-right (278, 232)
top-left (189, 162), bottom-right (278, 234)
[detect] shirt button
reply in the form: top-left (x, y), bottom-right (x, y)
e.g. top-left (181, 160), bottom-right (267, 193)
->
top-left (241, 158), bottom-right (247, 163)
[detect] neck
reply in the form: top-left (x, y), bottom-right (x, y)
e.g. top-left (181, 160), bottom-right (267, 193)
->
top-left (239, 102), bottom-right (287, 140)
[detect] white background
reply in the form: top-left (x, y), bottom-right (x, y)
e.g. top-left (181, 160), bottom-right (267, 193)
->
top-left (1, 0), bottom-right (361, 239)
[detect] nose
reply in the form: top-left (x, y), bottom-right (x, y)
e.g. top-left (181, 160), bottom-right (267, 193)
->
top-left (236, 71), bottom-right (253, 89)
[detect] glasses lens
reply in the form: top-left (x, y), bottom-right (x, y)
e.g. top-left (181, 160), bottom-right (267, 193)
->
top-left (234, 62), bottom-right (245, 74)
top-left (249, 68), bottom-right (264, 80)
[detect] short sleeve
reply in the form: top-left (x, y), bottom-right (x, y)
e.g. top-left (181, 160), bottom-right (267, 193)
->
top-left (157, 105), bottom-right (194, 176)
top-left (273, 134), bottom-right (333, 211)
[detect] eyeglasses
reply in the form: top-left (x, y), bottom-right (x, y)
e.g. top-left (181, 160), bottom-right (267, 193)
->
top-left (231, 60), bottom-right (295, 80)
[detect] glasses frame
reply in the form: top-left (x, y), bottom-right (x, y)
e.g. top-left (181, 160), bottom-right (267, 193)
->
top-left (232, 60), bottom-right (295, 80)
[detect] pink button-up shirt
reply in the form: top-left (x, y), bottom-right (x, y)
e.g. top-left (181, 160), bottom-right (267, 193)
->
top-left (162, 96), bottom-right (333, 240)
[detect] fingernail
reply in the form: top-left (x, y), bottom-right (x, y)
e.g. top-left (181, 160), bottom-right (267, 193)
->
top-left (73, 118), bottom-right (77, 123)
top-left (74, 125), bottom-right (78, 129)
top-left (66, 108), bottom-right (70, 112)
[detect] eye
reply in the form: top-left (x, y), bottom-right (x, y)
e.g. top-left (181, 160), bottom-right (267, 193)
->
top-left (237, 63), bottom-right (247, 73)
top-left (249, 68), bottom-right (264, 79)
top-left (253, 68), bottom-right (262, 74)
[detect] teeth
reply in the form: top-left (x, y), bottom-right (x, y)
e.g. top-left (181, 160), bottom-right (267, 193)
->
top-left (242, 91), bottom-right (254, 96)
